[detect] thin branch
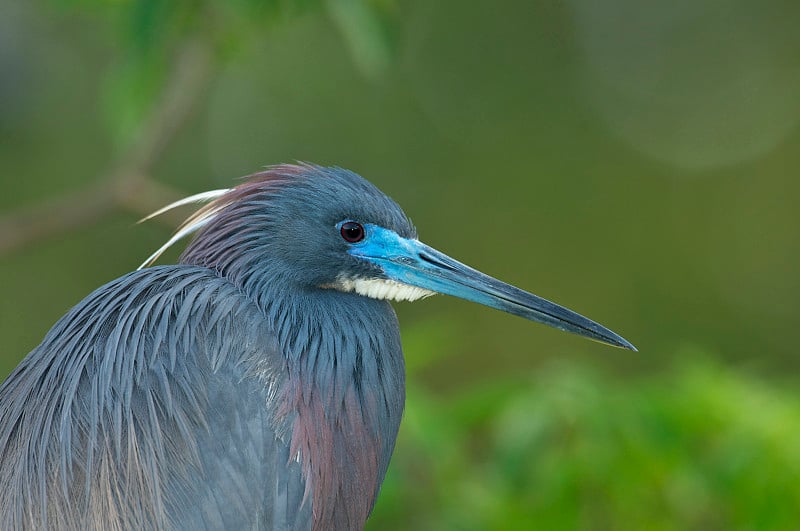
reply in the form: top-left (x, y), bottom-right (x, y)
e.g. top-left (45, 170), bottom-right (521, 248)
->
top-left (112, 39), bottom-right (213, 180)
top-left (0, 183), bottom-right (118, 255)
top-left (0, 38), bottom-right (213, 256)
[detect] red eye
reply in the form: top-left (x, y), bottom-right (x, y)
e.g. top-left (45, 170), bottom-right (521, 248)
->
top-left (340, 222), bottom-right (365, 243)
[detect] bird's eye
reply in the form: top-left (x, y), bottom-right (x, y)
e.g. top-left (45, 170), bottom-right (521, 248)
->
top-left (340, 221), bottom-right (365, 243)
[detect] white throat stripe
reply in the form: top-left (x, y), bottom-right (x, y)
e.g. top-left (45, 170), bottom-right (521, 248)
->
top-left (332, 278), bottom-right (435, 302)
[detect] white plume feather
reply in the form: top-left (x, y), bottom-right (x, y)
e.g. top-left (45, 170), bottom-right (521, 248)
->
top-left (137, 189), bottom-right (231, 269)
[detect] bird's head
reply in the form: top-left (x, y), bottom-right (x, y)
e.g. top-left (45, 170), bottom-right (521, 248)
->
top-left (142, 163), bottom-right (635, 350)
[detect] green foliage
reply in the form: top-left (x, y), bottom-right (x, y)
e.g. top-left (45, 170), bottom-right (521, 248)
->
top-left (326, 0), bottom-right (397, 79)
top-left (55, 0), bottom-right (392, 146)
top-left (369, 358), bottom-right (800, 531)
top-left (102, 51), bottom-right (168, 148)
top-left (97, 0), bottom-right (327, 146)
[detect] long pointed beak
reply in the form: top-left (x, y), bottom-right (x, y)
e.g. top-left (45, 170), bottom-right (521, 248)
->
top-left (349, 225), bottom-right (637, 351)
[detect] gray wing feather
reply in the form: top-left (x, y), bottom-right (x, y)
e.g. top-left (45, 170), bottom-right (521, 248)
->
top-left (0, 266), bottom-right (311, 530)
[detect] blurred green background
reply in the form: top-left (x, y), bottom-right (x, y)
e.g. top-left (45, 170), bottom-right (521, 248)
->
top-left (1, 0), bottom-right (799, 529)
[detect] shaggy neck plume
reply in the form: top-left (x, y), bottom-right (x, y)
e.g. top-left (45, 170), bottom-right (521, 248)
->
top-left (253, 285), bottom-right (405, 530)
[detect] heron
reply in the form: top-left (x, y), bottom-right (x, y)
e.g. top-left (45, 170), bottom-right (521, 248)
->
top-left (0, 163), bottom-right (635, 530)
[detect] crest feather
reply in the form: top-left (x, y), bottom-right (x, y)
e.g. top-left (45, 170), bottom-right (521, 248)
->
top-left (137, 163), bottom-right (324, 270)
top-left (138, 189), bottom-right (230, 269)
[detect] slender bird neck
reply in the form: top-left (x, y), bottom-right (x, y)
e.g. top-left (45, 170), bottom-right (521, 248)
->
top-left (251, 279), bottom-right (404, 409)
top-left (247, 279), bottom-right (406, 530)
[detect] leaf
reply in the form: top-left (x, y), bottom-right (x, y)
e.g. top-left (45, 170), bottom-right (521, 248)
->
top-left (325, 0), bottom-right (396, 79)
top-left (102, 53), bottom-right (168, 149)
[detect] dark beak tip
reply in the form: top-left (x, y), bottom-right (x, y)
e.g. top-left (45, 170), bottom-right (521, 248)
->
top-left (617, 337), bottom-right (638, 352)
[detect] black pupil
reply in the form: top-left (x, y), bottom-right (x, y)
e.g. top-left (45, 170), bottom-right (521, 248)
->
top-left (341, 222), bottom-right (364, 243)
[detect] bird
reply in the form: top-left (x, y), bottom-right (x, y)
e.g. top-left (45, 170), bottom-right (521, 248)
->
top-left (0, 163), bottom-right (635, 530)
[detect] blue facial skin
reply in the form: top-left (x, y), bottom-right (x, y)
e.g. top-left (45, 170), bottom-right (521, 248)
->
top-left (344, 223), bottom-right (636, 351)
